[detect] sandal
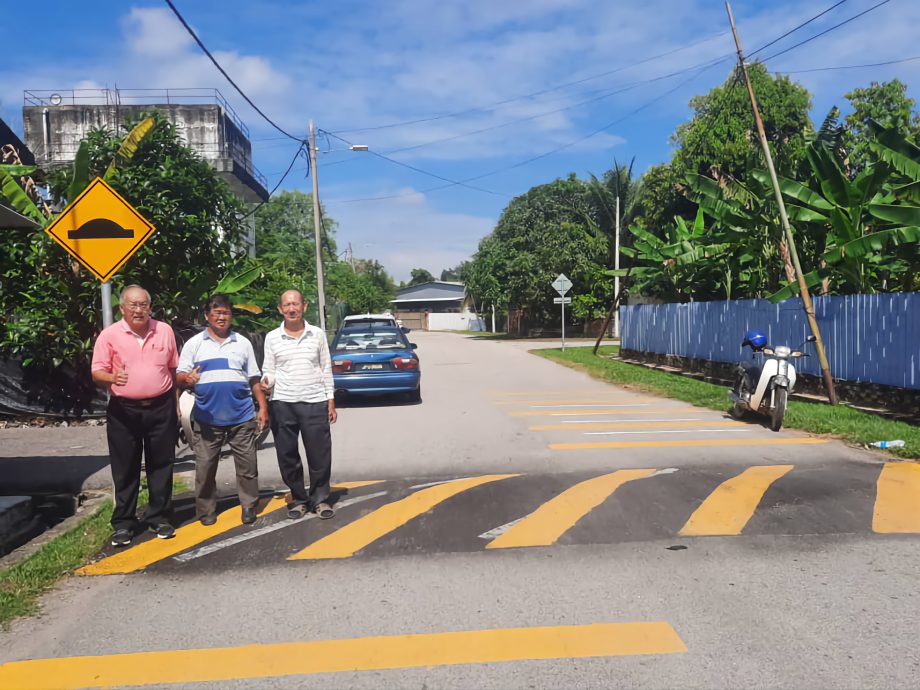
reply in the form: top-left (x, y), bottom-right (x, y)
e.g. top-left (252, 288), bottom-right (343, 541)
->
top-left (287, 504), bottom-right (308, 520)
top-left (314, 502), bottom-right (335, 520)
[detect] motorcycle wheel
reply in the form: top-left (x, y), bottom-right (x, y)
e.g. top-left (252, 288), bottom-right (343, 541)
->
top-left (770, 387), bottom-right (788, 432)
top-left (729, 375), bottom-right (749, 419)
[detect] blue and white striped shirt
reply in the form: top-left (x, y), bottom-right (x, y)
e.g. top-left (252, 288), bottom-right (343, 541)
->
top-left (178, 330), bottom-right (261, 426)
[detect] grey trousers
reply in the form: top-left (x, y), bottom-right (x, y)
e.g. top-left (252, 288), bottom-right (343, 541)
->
top-left (192, 418), bottom-right (260, 518)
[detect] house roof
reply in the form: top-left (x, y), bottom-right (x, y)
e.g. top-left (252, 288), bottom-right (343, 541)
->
top-left (395, 281), bottom-right (465, 302)
top-left (0, 204), bottom-right (41, 230)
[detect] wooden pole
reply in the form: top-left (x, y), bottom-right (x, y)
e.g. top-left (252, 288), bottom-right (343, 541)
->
top-left (725, 1), bottom-right (838, 405)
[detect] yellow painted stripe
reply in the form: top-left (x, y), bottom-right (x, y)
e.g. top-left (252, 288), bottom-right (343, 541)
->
top-left (495, 399), bottom-right (652, 406)
top-left (512, 407), bottom-right (693, 417)
top-left (550, 438), bottom-right (828, 450)
top-left (531, 420), bottom-right (743, 432)
top-left (487, 469), bottom-right (656, 549)
top-left (290, 475), bottom-right (517, 560)
top-left (79, 481), bottom-right (383, 575)
top-left (873, 462), bottom-right (920, 533)
top-left (0, 622), bottom-right (686, 689)
top-left (679, 465), bottom-right (793, 536)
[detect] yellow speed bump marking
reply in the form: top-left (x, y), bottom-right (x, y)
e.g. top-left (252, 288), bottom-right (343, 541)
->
top-left (487, 469), bottom-right (656, 549)
top-left (679, 465), bottom-right (793, 536)
top-left (550, 437), bottom-right (828, 450)
top-left (530, 420), bottom-right (744, 432)
top-left (78, 481), bottom-right (383, 575)
top-left (290, 475), bottom-right (517, 560)
top-left (873, 462), bottom-right (920, 533)
top-left (512, 407), bottom-right (694, 417)
top-left (0, 622), bottom-right (686, 689)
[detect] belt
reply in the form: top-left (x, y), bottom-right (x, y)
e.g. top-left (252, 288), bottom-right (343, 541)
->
top-left (114, 390), bottom-right (173, 408)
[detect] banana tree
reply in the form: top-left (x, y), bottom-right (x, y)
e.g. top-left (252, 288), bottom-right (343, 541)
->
top-left (767, 132), bottom-right (920, 300)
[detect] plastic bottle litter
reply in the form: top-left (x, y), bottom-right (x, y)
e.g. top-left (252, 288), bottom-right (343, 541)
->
top-left (869, 440), bottom-right (905, 449)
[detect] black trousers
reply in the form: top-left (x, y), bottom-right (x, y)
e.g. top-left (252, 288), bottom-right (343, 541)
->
top-left (106, 391), bottom-right (176, 531)
top-left (271, 400), bottom-right (331, 508)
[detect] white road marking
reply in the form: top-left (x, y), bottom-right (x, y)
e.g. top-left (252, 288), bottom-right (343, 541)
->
top-left (410, 477), bottom-right (475, 489)
top-left (478, 519), bottom-right (523, 540)
top-left (173, 492), bottom-right (388, 562)
top-left (650, 468), bottom-right (680, 477)
top-left (560, 418), bottom-right (704, 424)
top-left (584, 428), bottom-right (752, 436)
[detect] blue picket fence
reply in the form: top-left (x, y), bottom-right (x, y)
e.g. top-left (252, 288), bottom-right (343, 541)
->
top-left (620, 294), bottom-right (920, 390)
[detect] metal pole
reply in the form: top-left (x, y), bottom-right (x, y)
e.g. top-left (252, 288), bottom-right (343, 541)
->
top-left (725, 1), bottom-right (838, 405)
top-left (614, 193), bottom-right (620, 339)
top-left (100, 282), bottom-right (113, 329)
top-left (309, 120), bottom-right (326, 332)
top-left (491, 303), bottom-right (496, 333)
top-left (561, 299), bottom-right (566, 352)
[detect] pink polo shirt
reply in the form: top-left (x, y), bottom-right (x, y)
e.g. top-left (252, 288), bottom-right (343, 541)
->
top-left (91, 318), bottom-right (178, 399)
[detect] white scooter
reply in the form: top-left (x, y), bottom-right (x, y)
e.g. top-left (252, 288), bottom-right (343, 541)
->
top-left (729, 332), bottom-right (816, 432)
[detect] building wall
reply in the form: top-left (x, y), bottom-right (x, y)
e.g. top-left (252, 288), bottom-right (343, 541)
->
top-left (427, 312), bottom-right (486, 331)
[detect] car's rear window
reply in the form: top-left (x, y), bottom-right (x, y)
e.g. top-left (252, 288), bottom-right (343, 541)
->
top-left (334, 326), bottom-right (407, 351)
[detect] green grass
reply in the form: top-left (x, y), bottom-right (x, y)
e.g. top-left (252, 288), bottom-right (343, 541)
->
top-left (0, 500), bottom-right (113, 628)
top-left (536, 345), bottom-right (920, 460)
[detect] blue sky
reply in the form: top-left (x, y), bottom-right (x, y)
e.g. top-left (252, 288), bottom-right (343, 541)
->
top-left (3, 0), bottom-right (918, 281)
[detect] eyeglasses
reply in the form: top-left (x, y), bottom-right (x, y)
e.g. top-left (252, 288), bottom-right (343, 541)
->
top-left (123, 302), bottom-right (150, 311)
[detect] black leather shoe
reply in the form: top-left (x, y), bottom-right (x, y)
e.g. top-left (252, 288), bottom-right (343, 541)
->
top-left (199, 515), bottom-right (217, 526)
top-left (241, 507), bottom-right (257, 525)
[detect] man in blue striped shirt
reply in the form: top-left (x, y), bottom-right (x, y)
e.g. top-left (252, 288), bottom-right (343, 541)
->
top-left (177, 294), bottom-right (269, 526)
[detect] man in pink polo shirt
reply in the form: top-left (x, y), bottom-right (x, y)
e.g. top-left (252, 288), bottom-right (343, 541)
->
top-left (91, 284), bottom-right (178, 547)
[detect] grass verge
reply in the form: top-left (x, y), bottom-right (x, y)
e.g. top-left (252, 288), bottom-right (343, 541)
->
top-left (536, 345), bottom-right (920, 460)
top-left (0, 500), bottom-right (113, 628)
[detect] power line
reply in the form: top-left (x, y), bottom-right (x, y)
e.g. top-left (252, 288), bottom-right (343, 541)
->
top-left (783, 54), bottom-right (920, 73)
top-left (163, 0), bottom-right (304, 143)
top-left (240, 142), bottom-right (308, 220)
top-left (761, 0), bottom-right (893, 63)
top-left (747, 0), bottom-right (851, 57)
top-left (330, 31), bottom-right (731, 134)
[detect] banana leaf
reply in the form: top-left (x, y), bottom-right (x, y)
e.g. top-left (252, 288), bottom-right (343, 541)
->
top-left (868, 119), bottom-right (920, 182)
top-left (0, 164), bottom-right (38, 176)
top-left (215, 265), bottom-right (262, 293)
top-left (0, 171), bottom-right (46, 226)
top-left (233, 303), bottom-right (263, 314)
top-left (807, 144), bottom-right (853, 208)
top-left (67, 140), bottom-right (91, 202)
top-left (867, 204), bottom-right (920, 226)
top-left (764, 171), bottom-right (834, 211)
top-left (104, 116), bottom-right (156, 181)
top-left (890, 180), bottom-right (920, 202)
top-left (767, 268), bottom-right (829, 303)
top-left (823, 226), bottom-right (920, 265)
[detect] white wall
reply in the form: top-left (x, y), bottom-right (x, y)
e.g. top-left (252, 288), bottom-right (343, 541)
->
top-left (427, 311), bottom-right (486, 332)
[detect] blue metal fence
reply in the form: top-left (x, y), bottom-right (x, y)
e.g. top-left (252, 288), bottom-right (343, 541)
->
top-left (621, 294), bottom-right (920, 390)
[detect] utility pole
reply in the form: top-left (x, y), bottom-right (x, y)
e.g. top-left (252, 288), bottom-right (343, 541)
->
top-left (308, 120), bottom-right (326, 332)
top-left (725, 1), bottom-right (838, 405)
top-left (614, 192), bottom-right (620, 339)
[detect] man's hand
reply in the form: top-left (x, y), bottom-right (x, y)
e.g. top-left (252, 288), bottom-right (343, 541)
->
top-left (328, 400), bottom-right (337, 425)
top-left (113, 365), bottom-right (128, 387)
top-left (185, 366), bottom-right (202, 389)
top-left (259, 375), bottom-right (273, 394)
top-left (256, 406), bottom-right (269, 433)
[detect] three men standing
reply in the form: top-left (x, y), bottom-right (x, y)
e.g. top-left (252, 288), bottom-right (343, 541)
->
top-left (91, 285), bottom-right (178, 547)
top-left (262, 290), bottom-right (337, 520)
top-left (177, 294), bottom-right (269, 526)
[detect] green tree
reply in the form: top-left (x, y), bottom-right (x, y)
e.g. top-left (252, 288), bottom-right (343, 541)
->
top-left (408, 268), bottom-right (435, 286)
top-left (440, 261), bottom-right (470, 282)
top-left (672, 64), bottom-right (813, 182)
top-left (843, 79), bottom-right (920, 173)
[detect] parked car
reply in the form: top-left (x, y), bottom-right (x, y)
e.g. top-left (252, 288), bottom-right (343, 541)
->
top-left (343, 313), bottom-right (410, 333)
top-left (331, 323), bottom-right (421, 402)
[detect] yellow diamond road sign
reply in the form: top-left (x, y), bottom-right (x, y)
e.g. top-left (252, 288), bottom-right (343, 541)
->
top-left (44, 177), bottom-right (156, 283)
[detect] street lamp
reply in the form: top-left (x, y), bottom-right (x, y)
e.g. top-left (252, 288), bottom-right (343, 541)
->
top-left (308, 120), bottom-right (367, 331)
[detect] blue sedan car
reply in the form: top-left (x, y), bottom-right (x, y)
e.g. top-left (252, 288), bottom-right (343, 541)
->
top-left (330, 323), bottom-right (421, 402)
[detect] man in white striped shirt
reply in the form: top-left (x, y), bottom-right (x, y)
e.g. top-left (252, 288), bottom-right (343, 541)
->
top-left (261, 290), bottom-right (337, 520)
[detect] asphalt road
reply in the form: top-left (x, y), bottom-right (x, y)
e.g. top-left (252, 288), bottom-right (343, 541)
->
top-left (1, 331), bottom-right (918, 689)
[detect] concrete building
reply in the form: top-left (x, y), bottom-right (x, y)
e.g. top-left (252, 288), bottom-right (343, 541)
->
top-left (21, 88), bottom-right (268, 254)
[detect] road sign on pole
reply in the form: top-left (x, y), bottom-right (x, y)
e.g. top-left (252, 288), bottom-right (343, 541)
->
top-left (44, 177), bottom-right (156, 283)
top-left (552, 273), bottom-right (572, 296)
top-left (553, 297), bottom-right (572, 304)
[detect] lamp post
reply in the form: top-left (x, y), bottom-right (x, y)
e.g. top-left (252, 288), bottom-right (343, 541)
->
top-left (308, 120), bottom-right (366, 331)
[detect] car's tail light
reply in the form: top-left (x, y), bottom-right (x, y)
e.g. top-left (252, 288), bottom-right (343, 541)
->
top-left (333, 359), bottom-right (353, 373)
top-left (391, 356), bottom-right (419, 370)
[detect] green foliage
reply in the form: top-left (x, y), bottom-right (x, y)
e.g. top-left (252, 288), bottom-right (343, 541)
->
top-left (843, 80), bottom-right (920, 173)
top-left (408, 268), bottom-right (435, 286)
top-left (0, 171), bottom-right (45, 226)
top-left (440, 261), bottom-right (470, 282)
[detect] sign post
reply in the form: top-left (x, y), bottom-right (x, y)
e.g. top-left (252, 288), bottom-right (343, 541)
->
top-left (551, 273), bottom-right (572, 351)
top-left (43, 177), bottom-right (156, 330)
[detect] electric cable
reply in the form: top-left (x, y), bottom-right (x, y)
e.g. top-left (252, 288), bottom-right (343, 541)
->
top-left (747, 0), bottom-right (851, 57)
top-left (240, 142), bottom-right (308, 220)
top-left (783, 54), bottom-right (920, 73)
top-left (163, 0), bottom-right (304, 143)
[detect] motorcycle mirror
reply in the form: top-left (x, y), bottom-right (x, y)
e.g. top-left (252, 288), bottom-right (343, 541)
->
top-left (805, 335), bottom-right (817, 343)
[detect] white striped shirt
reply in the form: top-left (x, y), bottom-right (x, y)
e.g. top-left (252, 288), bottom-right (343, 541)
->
top-left (262, 321), bottom-right (334, 403)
